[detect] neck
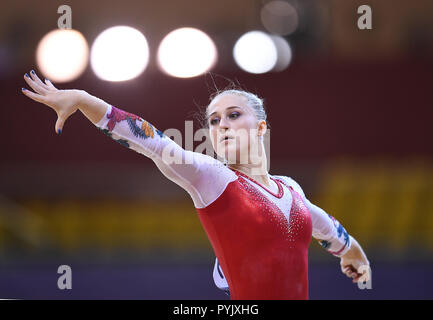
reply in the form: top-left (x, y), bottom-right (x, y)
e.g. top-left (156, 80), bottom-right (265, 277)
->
top-left (227, 155), bottom-right (271, 187)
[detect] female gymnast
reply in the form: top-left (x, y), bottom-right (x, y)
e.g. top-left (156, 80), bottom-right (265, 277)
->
top-left (21, 70), bottom-right (370, 300)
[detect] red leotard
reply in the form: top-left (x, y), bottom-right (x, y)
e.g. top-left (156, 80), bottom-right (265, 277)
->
top-left (198, 170), bottom-right (312, 299)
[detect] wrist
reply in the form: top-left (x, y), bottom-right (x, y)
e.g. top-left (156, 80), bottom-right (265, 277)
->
top-left (342, 236), bottom-right (359, 257)
top-left (342, 237), bottom-right (368, 263)
top-left (75, 90), bottom-right (110, 124)
top-left (75, 90), bottom-right (89, 110)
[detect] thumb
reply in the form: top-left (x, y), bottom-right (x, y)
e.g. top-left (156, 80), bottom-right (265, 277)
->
top-left (55, 116), bottom-right (66, 135)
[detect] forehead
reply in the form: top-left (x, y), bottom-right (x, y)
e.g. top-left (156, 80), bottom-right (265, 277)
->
top-left (208, 94), bottom-right (249, 115)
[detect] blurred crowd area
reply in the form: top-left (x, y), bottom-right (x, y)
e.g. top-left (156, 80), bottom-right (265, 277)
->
top-left (0, 0), bottom-right (432, 298)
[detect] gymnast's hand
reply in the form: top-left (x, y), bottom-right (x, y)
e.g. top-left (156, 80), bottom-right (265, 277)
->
top-left (340, 236), bottom-right (371, 284)
top-left (22, 70), bottom-right (84, 134)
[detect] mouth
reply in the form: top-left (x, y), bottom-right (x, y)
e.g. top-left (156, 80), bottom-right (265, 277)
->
top-left (220, 136), bottom-right (233, 143)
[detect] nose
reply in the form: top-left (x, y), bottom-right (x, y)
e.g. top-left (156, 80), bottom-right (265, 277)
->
top-left (218, 117), bottom-right (230, 129)
top-left (215, 119), bottom-right (229, 143)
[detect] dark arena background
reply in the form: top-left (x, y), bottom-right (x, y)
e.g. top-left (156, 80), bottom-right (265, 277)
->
top-left (0, 0), bottom-right (432, 300)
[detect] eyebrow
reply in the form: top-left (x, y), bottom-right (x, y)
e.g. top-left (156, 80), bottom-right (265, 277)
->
top-left (209, 106), bottom-right (241, 118)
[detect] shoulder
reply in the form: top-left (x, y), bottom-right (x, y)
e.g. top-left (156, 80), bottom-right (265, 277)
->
top-left (272, 175), bottom-right (306, 198)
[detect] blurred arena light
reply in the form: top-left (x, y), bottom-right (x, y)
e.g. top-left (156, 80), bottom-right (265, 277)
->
top-left (90, 26), bottom-right (149, 82)
top-left (270, 35), bottom-right (293, 72)
top-left (260, 0), bottom-right (299, 36)
top-left (233, 31), bottom-right (277, 74)
top-left (36, 29), bottom-right (88, 83)
top-left (157, 27), bottom-right (217, 78)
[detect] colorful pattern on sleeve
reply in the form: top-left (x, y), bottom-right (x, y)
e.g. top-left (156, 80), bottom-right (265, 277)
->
top-left (106, 106), bottom-right (164, 140)
top-left (96, 105), bottom-right (166, 153)
top-left (318, 214), bottom-right (351, 257)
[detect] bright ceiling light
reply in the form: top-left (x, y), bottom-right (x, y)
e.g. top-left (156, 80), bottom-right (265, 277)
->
top-left (233, 31), bottom-right (277, 74)
top-left (157, 27), bottom-right (217, 78)
top-left (91, 26), bottom-right (149, 82)
top-left (36, 29), bottom-right (88, 83)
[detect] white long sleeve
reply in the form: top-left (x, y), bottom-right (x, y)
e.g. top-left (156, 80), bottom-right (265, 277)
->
top-left (94, 104), bottom-right (237, 208)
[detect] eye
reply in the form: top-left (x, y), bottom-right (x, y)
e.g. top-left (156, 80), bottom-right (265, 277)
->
top-left (229, 112), bottom-right (240, 119)
top-left (209, 118), bottom-right (219, 125)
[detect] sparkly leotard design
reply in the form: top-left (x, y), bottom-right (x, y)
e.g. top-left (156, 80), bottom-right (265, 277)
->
top-left (95, 105), bottom-right (351, 299)
top-left (198, 170), bottom-right (313, 299)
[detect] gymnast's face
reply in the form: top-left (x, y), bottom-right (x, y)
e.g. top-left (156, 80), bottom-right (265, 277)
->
top-left (207, 93), bottom-right (266, 164)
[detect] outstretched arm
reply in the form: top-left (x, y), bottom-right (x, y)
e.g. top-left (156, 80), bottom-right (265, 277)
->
top-left (21, 70), bottom-right (237, 208)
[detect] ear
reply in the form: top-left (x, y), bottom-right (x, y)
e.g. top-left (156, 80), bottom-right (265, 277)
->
top-left (257, 120), bottom-right (267, 137)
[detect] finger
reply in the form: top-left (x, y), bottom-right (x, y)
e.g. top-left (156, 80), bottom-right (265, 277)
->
top-left (21, 87), bottom-right (47, 104)
top-left (352, 273), bottom-right (363, 283)
top-left (346, 264), bottom-right (356, 272)
top-left (345, 268), bottom-right (358, 278)
top-left (24, 73), bottom-right (48, 95)
top-left (44, 78), bottom-right (58, 90)
top-left (356, 269), bottom-right (370, 283)
top-left (29, 70), bottom-right (51, 91)
top-left (55, 115), bottom-right (66, 134)
top-left (342, 265), bottom-right (355, 274)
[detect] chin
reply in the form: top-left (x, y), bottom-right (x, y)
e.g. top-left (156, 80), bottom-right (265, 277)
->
top-left (216, 142), bottom-right (248, 164)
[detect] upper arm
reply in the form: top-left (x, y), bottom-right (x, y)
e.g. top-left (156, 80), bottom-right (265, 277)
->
top-left (95, 104), bottom-right (237, 208)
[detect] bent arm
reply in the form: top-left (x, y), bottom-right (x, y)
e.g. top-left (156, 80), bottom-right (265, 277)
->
top-left (309, 200), bottom-right (370, 282)
top-left (284, 176), bottom-right (370, 281)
